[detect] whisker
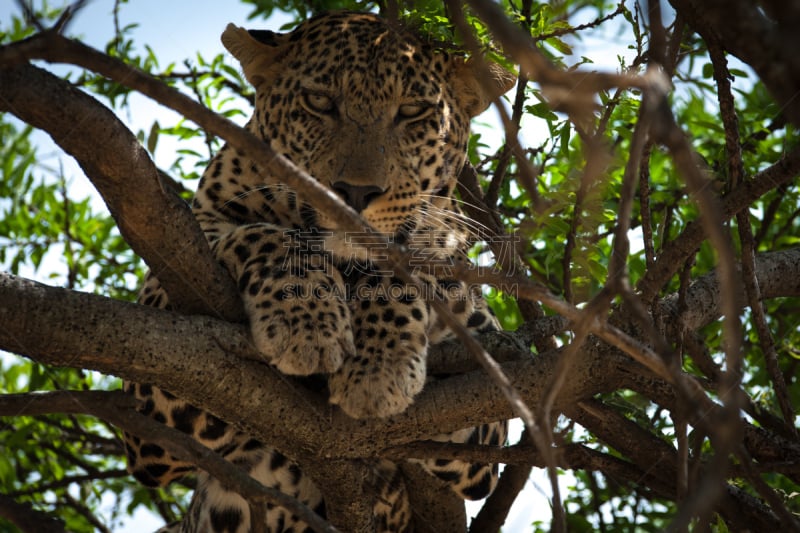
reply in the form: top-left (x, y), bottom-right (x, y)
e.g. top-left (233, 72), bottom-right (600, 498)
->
top-left (218, 183), bottom-right (294, 211)
top-left (418, 198), bottom-right (493, 238)
top-left (421, 193), bottom-right (492, 216)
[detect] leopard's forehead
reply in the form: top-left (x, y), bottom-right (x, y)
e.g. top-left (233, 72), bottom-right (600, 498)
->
top-left (278, 12), bottom-right (447, 104)
top-left (285, 12), bottom-right (421, 55)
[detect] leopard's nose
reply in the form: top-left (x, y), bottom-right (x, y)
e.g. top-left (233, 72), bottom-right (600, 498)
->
top-left (332, 182), bottom-right (385, 213)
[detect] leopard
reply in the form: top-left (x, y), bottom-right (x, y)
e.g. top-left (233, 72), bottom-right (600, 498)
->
top-left (123, 11), bottom-right (516, 533)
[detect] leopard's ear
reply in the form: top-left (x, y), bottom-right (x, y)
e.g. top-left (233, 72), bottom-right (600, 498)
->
top-left (452, 57), bottom-right (517, 117)
top-left (221, 24), bottom-right (287, 87)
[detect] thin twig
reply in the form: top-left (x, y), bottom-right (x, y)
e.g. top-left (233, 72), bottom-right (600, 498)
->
top-left (734, 447), bottom-right (800, 530)
top-left (707, 35), bottom-right (797, 436)
top-left (531, 2), bottom-right (627, 43)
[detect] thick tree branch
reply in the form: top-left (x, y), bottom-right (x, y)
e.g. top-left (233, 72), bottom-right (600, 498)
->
top-left (0, 271), bottom-right (607, 458)
top-left (658, 248), bottom-right (800, 333)
top-left (668, 0), bottom-right (800, 127)
top-left (3, 243), bottom-right (799, 465)
top-left (0, 272), bottom-right (327, 455)
top-left (0, 64), bottom-right (243, 321)
top-left (3, 251), bottom-right (798, 528)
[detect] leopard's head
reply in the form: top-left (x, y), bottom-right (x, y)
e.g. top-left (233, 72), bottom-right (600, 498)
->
top-left (222, 12), bottom-right (514, 241)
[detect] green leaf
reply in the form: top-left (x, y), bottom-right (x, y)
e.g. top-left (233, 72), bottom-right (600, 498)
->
top-left (546, 36), bottom-right (573, 55)
top-left (527, 102), bottom-right (558, 121)
top-left (559, 122), bottom-right (571, 157)
top-left (147, 121), bottom-right (160, 155)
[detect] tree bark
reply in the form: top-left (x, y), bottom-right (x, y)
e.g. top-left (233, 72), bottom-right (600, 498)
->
top-left (2, 246), bottom-right (799, 472)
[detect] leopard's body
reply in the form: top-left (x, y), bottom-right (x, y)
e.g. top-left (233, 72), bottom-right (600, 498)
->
top-left (124, 11), bottom-right (515, 532)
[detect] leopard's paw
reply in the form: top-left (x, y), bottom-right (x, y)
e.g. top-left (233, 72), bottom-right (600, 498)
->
top-left (328, 350), bottom-right (426, 418)
top-left (249, 296), bottom-right (353, 375)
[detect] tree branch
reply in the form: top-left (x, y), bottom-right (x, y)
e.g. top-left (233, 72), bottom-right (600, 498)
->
top-left (658, 248), bottom-right (800, 333)
top-left (3, 253), bottom-right (799, 528)
top-left (636, 146), bottom-right (800, 301)
top-left (0, 391), bottom-right (338, 533)
top-left (3, 245), bottom-right (799, 465)
top-left (668, 0), bottom-right (800, 127)
top-left (0, 31), bottom-right (372, 239)
top-left (0, 63), bottom-right (243, 321)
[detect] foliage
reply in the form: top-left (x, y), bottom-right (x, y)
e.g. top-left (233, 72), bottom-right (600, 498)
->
top-left (1, 0), bottom-right (799, 532)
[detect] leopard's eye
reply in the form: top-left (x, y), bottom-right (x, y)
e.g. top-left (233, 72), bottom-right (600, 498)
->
top-left (302, 92), bottom-right (335, 114)
top-left (397, 102), bottom-right (432, 121)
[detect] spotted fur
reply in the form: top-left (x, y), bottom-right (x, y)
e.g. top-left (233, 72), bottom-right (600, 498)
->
top-left (124, 11), bottom-right (515, 532)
